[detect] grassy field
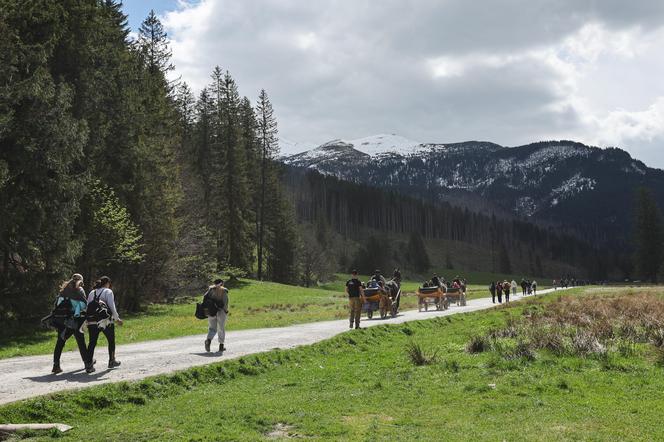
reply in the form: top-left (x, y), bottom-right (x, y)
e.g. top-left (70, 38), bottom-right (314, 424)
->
top-left (2, 286), bottom-right (662, 441)
top-left (0, 272), bottom-right (540, 360)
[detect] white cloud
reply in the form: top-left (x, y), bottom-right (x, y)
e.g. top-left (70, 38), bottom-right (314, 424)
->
top-left (159, 0), bottom-right (664, 167)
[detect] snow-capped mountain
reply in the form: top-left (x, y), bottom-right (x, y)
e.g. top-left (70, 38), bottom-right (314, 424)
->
top-left (283, 136), bottom-right (664, 243)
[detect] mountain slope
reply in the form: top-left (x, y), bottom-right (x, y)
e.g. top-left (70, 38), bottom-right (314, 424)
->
top-left (283, 137), bottom-right (664, 244)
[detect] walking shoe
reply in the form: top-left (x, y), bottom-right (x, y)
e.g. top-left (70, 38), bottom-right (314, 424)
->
top-left (204, 339), bottom-right (211, 352)
top-left (85, 364), bottom-right (96, 374)
top-left (355, 325), bottom-right (361, 329)
top-left (349, 323), bottom-right (353, 329)
top-left (108, 359), bottom-right (121, 369)
top-left (51, 365), bottom-right (62, 374)
top-left (219, 344), bottom-right (225, 352)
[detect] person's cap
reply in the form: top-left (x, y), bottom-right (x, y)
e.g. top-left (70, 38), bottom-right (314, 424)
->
top-left (72, 273), bottom-right (83, 281)
top-left (374, 269), bottom-right (380, 273)
top-left (214, 278), bottom-right (224, 285)
top-left (351, 269), bottom-right (358, 274)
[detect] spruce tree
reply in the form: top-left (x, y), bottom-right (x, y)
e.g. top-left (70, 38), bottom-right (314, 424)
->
top-left (255, 89), bottom-right (279, 280)
top-left (208, 68), bottom-right (253, 271)
top-left (136, 9), bottom-right (174, 76)
top-left (635, 187), bottom-right (664, 282)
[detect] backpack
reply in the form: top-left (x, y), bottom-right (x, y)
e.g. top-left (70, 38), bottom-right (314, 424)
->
top-left (194, 289), bottom-right (219, 319)
top-left (87, 289), bottom-right (111, 323)
top-left (41, 296), bottom-right (73, 329)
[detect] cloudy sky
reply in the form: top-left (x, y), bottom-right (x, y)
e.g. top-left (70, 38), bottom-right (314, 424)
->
top-left (123, 0), bottom-right (664, 167)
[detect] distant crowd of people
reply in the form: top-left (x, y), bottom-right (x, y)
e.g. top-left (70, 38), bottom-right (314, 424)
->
top-left (488, 278), bottom-right (537, 304)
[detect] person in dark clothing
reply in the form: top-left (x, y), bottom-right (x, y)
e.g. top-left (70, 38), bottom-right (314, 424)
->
top-left (52, 273), bottom-right (91, 374)
top-left (87, 276), bottom-right (123, 369)
top-left (431, 274), bottom-right (442, 287)
top-left (521, 279), bottom-right (527, 296)
top-left (346, 270), bottom-right (365, 329)
top-left (392, 268), bottom-right (402, 283)
top-left (489, 281), bottom-right (496, 303)
top-left (496, 281), bottom-right (503, 303)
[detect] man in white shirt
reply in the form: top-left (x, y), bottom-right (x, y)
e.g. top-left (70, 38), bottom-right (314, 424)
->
top-left (87, 276), bottom-right (123, 369)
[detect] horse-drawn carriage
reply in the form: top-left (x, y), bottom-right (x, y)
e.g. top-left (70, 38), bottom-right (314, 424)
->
top-left (416, 282), bottom-right (467, 311)
top-left (363, 279), bottom-right (401, 319)
top-left (416, 286), bottom-right (448, 311)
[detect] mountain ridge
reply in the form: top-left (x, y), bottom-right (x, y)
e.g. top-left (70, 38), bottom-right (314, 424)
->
top-left (282, 136), bottom-right (664, 244)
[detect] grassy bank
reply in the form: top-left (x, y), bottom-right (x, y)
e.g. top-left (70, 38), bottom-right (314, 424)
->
top-left (2, 287), bottom-right (662, 440)
top-left (0, 273), bottom-right (540, 360)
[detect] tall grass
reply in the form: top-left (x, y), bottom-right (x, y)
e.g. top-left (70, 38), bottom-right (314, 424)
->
top-left (466, 292), bottom-right (664, 363)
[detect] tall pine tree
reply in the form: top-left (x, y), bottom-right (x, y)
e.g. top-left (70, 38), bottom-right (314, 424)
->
top-left (635, 187), bottom-right (664, 282)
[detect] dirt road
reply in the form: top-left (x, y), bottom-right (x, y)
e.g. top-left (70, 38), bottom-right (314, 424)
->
top-left (0, 288), bottom-right (562, 405)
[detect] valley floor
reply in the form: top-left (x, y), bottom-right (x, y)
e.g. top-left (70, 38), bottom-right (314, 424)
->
top-left (2, 286), bottom-right (662, 441)
top-left (0, 288), bottom-right (557, 405)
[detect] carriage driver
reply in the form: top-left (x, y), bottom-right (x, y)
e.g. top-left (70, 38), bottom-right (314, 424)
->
top-left (346, 270), bottom-right (365, 329)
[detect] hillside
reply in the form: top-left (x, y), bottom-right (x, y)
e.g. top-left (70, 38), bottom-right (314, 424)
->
top-left (283, 136), bottom-right (664, 245)
top-left (282, 166), bottom-right (620, 280)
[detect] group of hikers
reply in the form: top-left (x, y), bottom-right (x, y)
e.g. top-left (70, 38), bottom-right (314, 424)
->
top-left (45, 274), bottom-right (231, 374)
top-left (43, 273), bottom-right (122, 374)
top-left (489, 278), bottom-right (537, 303)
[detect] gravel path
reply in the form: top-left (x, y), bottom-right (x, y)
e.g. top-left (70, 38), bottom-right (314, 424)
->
top-left (0, 288), bottom-right (563, 405)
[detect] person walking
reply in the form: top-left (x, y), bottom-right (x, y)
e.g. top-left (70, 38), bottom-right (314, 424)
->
top-left (346, 270), bottom-right (365, 329)
top-left (87, 276), bottom-right (123, 369)
top-left (520, 279), bottom-right (527, 296)
top-left (52, 273), bottom-right (91, 374)
top-left (511, 280), bottom-right (517, 297)
top-left (496, 281), bottom-right (503, 303)
top-left (532, 280), bottom-right (538, 295)
top-left (503, 281), bottom-right (511, 302)
top-left (204, 279), bottom-right (229, 353)
top-left (489, 281), bottom-right (496, 304)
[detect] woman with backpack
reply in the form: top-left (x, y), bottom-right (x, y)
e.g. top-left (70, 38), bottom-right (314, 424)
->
top-left (52, 273), bottom-right (91, 374)
top-left (86, 276), bottom-right (123, 369)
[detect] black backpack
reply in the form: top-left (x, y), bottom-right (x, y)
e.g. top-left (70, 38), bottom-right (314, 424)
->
top-left (86, 289), bottom-right (111, 323)
top-left (41, 296), bottom-right (73, 329)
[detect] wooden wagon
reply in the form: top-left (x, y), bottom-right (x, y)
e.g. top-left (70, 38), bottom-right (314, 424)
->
top-left (417, 286), bottom-right (448, 311)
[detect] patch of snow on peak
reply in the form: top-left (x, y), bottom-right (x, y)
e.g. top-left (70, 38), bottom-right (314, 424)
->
top-left (550, 173), bottom-right (596, 204)
top-left (524, 144), bottom-right (590, 168)
top-left (348, 134), bottom-right (422, 157)
top-left (278, 138), bottom-right (315, 157)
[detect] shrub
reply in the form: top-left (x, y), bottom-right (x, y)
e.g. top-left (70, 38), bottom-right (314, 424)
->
top-left (466, 335), bottom-right (491, 354)
top-left (503, 341), bottom-right (536, 361)
top-left (405, 342), bottom-right (438, 366)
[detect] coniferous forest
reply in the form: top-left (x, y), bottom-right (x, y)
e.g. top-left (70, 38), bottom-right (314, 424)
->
top-left (0, 2), bottom-right (297, 320)
top-left (0, 1), bottom-right (644, 322)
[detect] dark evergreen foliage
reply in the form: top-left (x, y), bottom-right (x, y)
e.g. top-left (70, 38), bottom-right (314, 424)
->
top-left (634, 187), bottom-right (664, 282)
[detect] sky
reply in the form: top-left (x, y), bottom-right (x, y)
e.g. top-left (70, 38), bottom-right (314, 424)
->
top-left (122, 0), bottom-right (664, 167)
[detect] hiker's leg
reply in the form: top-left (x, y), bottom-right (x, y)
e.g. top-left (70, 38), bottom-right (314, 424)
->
top-left (348, 299), bottom-right (354, 326)
top-left (87, 324), bottom-right (101, 363)
top-left (73, 327), bottom-right (88, 364)
top-left (217, 311), bottom-right (227, 344)
top-left (53, 327), bottom-right (71, 365)
top-left (103, 325), bottom-right (116, 360)
top-left (353, 298), bottom-right (361, 327)
top-left (207, 316), bottom-right (217, 341)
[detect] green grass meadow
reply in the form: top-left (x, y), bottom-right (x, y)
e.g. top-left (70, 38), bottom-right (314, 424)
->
top-left (2, 287), bottom-right (662, 441)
